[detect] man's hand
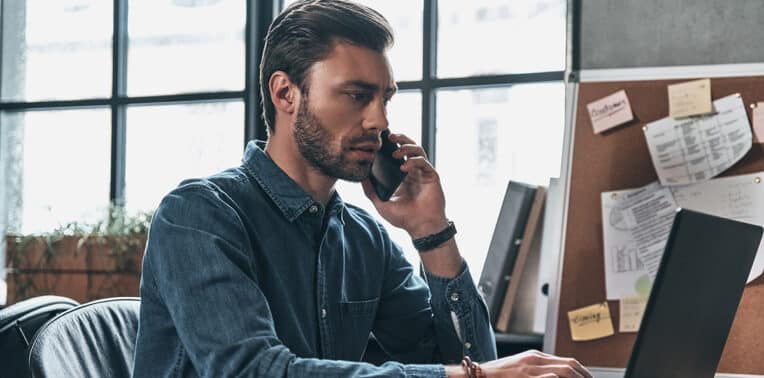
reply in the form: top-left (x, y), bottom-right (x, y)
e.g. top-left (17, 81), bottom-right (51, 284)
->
top-left (444, 350), bottom-right (593, 378)
top-left (361, 132), bottom-right (448, 239)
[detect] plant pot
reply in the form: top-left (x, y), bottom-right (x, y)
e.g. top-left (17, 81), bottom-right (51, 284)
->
top-left (5, 234), bottom-right (147, 304)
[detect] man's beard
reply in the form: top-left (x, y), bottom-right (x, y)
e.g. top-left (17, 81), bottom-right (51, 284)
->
top-left (294, 97), bottom-right (376, 182)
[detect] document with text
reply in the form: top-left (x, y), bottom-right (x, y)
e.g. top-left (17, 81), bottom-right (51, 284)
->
top-left (601, 182), bottom-right (677, 299)
top-left (644, 94), bottom-right (752, 186)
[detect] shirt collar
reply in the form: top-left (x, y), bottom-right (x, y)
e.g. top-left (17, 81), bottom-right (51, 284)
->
top-left (242, 141), bottom-right (346, 224)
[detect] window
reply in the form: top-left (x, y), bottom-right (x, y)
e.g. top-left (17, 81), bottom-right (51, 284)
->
top-left (283, 0), bottom-right (567, 273)
top-left (0, 0), bottom-right (278, 278)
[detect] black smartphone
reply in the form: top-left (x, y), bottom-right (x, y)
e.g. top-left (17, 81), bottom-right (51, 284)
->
top-left (369, 130), bottom-right (407, 201)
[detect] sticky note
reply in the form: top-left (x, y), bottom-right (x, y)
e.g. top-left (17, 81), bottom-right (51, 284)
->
top-left (587, 89), bottom-right (635, 134)
top-left (667, 78), bottom-right (713, 118)
top-left (752, 102), bottom-right (764, 143)
top-left (619, 296), bottom-right (648, 333)
top-left (567, 302), bottom-right (615, 341)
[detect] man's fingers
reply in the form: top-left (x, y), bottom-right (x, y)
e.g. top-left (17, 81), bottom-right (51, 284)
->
top-left (525, 353), bottom-right (590, 378)
top-left (400, 156), bottom-right (435, 175)
top-left (528, 364), bottom-right (584, 378)
top-left (393, 144), bottom-right (427, 160)
top-left (389, 132), bottom-right (417, 146)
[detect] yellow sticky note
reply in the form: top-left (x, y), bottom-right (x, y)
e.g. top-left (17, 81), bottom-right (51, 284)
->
top-left (587, 89), bottom-right (635, 134)
top-left (619, 296), bottom-right (648, 333)
top-left (752, 102), bottom-right (764, 143)
top-left (668, 78), bottom-right (713, 118)
top-left (567, 302), bottom-right (615, 341)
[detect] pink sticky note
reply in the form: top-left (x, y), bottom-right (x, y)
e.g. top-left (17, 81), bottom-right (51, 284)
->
top-left (587, 90), bottom-right (634, 134)
top-left (753, 102), bottom-right (764, 144)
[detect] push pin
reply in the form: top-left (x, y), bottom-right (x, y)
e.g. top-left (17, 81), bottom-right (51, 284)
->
top-left (755, 177), bottom-right (761, 184)
top-left (611, 192), bottom-right (618, 199)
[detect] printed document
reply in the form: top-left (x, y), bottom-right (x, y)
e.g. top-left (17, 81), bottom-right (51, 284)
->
top-left (601, 182), bottom-right (677, 299)
top-left (644, 94), bottom-right (752, 186)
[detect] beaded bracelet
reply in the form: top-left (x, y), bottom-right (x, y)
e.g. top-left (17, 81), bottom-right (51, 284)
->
top-left (460, 356), bottom-right (485, 378)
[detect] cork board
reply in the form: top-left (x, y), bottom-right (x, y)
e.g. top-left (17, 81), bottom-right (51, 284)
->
top-left (555, 75), bottom-right (764, 374)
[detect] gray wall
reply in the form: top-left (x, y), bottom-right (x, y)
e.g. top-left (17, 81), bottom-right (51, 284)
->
top-left (579, 0), bottom-right (764, 69)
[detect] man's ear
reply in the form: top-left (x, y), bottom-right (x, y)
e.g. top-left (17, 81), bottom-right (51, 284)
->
top-left (269, 71), bottom-right (297, 115)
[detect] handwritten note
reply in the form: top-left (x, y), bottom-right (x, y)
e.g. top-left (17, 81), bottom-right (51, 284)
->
top-left (568, 302), bottom-right (615, 341)
top-left (668, 78), bottom-right (713, 118)
top-left (753, 102), bottom-right (764, 143)
top-left (619, 296), bottom-right (648, 333)
top-left (644, 94), bottom-right (752, 186)
top-left (671, 171), bottom-right (764, 283)
top-left (587, 90), bottom-right (635, 134)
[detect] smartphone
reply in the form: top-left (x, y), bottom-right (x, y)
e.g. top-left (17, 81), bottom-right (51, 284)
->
top-left (369, 130), bottom-right (407, 201)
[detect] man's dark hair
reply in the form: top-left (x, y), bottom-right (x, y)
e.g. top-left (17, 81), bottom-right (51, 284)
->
top-left (260, 0), bottom-right (394, 134)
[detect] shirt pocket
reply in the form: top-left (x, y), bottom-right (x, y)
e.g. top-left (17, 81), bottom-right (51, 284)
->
top-left (339, 297), bottom-right (380, 318)
top-left (337, 297), bottom-right (380, 360)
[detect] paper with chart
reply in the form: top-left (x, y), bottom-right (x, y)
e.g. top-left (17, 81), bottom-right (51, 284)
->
top-left (601, 182), bottom-right (677, 299)
top-left (671, 171), bottom-right (764, 283)
top-left (644, 94), bottom-right (752, 186)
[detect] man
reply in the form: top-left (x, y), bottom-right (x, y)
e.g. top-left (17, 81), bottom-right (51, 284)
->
top-left (133, 1), bottom-right (591, 377)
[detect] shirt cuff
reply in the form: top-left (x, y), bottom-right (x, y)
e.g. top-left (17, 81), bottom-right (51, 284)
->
top-left (404, 364), bottom-right (448, 378)
top-left (423, 261), bottom-right (482, 317)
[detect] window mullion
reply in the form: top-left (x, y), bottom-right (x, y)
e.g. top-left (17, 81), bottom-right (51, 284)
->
top-left (421, 0), bottom-right (437, 164)
top-left (110, 0), bottom-right (128, 206)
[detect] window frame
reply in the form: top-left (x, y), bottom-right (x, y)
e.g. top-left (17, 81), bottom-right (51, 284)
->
top-left (0, 0), bottom-right (568, 207)
top-left (402, 0), bottom-right (566, 165)
top-left (0, 0), bottom-right (279, 207)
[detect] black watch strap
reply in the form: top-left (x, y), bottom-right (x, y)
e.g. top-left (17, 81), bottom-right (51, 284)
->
top-left (412, 221), bottom-right (457, 252)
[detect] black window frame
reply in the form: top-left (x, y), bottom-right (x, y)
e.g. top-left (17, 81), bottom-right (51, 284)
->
top-left (398, 0), bottom-right (566, 165)
top-left (0, 0), bottom-right (279, 207)
top-left (0, 0), bottom-right (567, 211)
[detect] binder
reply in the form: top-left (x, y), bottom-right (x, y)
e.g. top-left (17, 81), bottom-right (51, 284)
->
top-left (495, 186), bottom-right (546, 332)
top-left (478, 181), bottom-right (537, 326)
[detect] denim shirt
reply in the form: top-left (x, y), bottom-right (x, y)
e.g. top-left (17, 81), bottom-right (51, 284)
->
top-left (133, 141), bottom-right (496, 377)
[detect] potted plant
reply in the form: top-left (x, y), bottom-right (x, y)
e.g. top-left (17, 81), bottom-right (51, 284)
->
top-left (4, 205), bottom-right (152, 304)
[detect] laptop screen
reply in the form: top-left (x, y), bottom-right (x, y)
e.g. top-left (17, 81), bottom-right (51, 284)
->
top-left (625, 208), bottom-right (762, 378)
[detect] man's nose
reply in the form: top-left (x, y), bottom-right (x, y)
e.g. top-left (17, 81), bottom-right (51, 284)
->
top-left (363, 99), bottom-right (389, 131)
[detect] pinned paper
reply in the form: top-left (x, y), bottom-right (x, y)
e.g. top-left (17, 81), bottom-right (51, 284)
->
top-left (568, 302), bottom-right (615, 341)
top-left (587, 90), bottom-right (635, 134)
top-left (668, 78), bottom-right (713, 118)
top-left (752, 102), bottom-right (764, 143)
top-left (644, 94), bottom-right (752, 186)
top-left (619, 296), bottom-right (648, 333)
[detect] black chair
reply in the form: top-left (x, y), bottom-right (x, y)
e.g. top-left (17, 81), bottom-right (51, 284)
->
top-left (0, 295), bottom-right (79, 378)
top-left (28, 297), bottom-right (140, 378)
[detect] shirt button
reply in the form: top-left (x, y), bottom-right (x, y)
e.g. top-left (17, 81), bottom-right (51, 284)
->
top-left (321, 308), bottom-right (327, 319)
top-left (450, 292), bottom-right (460, 302)
top-left (464, 341), bottom-right (472, 349)
top-left (309, 205), bottom-right (319, 214)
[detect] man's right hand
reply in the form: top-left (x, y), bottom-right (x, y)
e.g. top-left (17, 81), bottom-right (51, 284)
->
top-left (444, 350), bottom-right (592, 378)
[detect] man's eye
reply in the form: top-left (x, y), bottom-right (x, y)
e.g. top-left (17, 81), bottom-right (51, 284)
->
top-left (348, 92), bottom-right (371, 102)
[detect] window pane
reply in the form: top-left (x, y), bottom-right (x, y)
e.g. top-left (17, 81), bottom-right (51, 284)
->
top-left (127, 0), bottom-right (245, 96)
top-left (125, 101), bottom-right (244, 213)
top-left (435, 83), bottom-right (565, 278)
top-left (0, 1), bottom-right (113, 101)
top-left (335, 91), bottom-right (422, 267)
top-left (281, 0), bottom-right (423, 81)
top-left (437, 0), bottom-right (566, 77)
top-left (0, 108), bottom-right (112, 234)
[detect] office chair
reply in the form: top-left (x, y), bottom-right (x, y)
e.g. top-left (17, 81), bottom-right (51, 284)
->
top-left (27, 297), bottom-right (140, 378)
top-left (0, 295), bottom-right (79, 378)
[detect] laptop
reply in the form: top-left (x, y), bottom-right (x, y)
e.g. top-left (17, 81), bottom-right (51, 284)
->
top-left (624, 208), bottom-right (763, 378)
